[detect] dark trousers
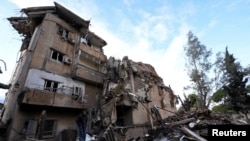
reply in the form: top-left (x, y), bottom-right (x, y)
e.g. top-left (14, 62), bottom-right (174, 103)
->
top-left (79, 127), bottom-right (86, 141)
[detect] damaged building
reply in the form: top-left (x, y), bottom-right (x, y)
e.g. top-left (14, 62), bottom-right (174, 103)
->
top-left (0, 2), bottom-right (176, 141)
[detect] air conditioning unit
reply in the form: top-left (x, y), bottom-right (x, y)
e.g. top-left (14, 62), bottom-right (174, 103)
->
top-left (72, 86), bottom-right (82, 96)
top-left (63, 56), bottom-right (72, 64)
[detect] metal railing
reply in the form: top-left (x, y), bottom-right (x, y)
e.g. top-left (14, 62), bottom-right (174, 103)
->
top-left (27, 84), bottom-right (74, 96)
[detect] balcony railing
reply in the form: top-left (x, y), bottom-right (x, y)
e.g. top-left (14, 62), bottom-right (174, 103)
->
top-left (27, 84), bottom-right (74, 96)
top-left (20, 88), bottom-right (86, 109)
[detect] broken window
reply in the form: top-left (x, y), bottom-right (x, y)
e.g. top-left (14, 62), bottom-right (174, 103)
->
top-left (51, 49), bottom-right (64, 62)
top-left (44, 79), bottom-right (59, 92)
top-left (43, 120), bottom-right (57, 138)
top-left (57, 24), bottom-right (68, 41)
top-left (25, 119), bottom-right (57, 138)
top-left (81, 33), bottom-right (92, 47)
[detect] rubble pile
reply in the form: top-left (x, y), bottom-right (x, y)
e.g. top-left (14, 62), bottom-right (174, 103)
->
top-left (148, 110), bottom-right (249, 141)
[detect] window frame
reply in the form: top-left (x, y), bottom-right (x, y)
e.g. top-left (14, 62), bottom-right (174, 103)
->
top-left (57, 24), bottom-right (69, 41)
top-left (44, 79), bottom-right (59, 92)
top-left (25, 119), bottom-right (57, 139)
top-left (50, 49), bottom-right (64, 63)
top-left (42, 119), bottom-right (57, 138)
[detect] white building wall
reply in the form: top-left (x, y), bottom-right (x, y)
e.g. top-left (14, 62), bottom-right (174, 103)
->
top-left (24, 68), bottom-right (85, 96)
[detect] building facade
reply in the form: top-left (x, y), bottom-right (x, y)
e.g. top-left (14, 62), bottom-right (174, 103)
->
top-left (1, 2), bottom-right (107, 141)
top-left (1, 2), bottom-right (176, 141)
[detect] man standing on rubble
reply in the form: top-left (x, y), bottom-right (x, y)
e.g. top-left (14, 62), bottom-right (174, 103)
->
top-left (76, 109), bottom-right (88, 141)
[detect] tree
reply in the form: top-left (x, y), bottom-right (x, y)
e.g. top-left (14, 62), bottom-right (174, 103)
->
top-left (184, 31), bottom-right (213, 109)
top-left (222, 47), bottom-right (250, 120)
top-left (179, 93), bottom-right (198, 112)
top-left (212, 89), bottom-right (226, 103)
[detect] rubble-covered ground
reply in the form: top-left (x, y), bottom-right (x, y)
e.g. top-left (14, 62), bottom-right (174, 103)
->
top-left (142, 109), bottom-right (249, 141)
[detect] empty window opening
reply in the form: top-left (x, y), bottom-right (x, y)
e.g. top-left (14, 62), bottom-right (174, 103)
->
top-left (57, 25), bottom-right (69, 40)
top-left (51, 49), bottom-right (64, 62)
top-left (44, 79), bottom-right (59, 92)
top-left (116, 105), bottom-right (133, 126)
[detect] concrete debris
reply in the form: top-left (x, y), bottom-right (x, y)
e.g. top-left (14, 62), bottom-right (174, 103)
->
top-left (86, 107), bottom-right (249, 141)
top-left (140, 110), bottom-right (248, 141)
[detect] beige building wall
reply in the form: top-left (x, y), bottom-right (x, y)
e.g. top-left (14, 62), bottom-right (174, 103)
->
top-left (132, 85), bottom-right (176, 125)
top-left (30, 13), bottom-right (76, 75)
top-left (9, 108), bottom-right (79, 141)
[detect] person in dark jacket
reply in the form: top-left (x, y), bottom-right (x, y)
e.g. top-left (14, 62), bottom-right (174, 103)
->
top-left (76, 110), bottom-right (88, 141)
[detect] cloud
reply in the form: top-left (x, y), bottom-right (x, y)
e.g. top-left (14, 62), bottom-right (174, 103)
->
top-left (156, 24), bottom-right (190, 95)
top-left (226, 0), bottom-right (242, 12)
top-left (9, 0), bottom-right (54, 8)
top-left (196, 19), bottom-right (218, 38)
top-left (123, 0), bottom-right (136, 7)
top-left (133, 8), bottom-right (174, 43)
top-left (176, 2), bottom-right (197, 22)
top-left (208, 19), bottom-right (218, 28)
top-left (60, 0), bottom-right (99, 21)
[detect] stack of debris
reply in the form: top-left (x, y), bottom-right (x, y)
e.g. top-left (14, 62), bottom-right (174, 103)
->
top-left (146, 109), bottom-right (249, 141)
top-left (86, 108), bottom-right (249, 141)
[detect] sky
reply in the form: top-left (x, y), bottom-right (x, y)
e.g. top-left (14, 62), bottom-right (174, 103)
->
top-left (0, 0), bottom-right (250, 104)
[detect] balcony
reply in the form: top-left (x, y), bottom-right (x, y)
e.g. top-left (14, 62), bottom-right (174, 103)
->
top-left (73, 64), bottom-right (105, 84)
top-left (20, 89), bottom-right (86, 109)
top-left (73, 45), bottom-right (107, 84)
top-left (79, 43), bottom-right (107, 62)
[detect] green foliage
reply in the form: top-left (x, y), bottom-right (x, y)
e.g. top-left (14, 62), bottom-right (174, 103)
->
top-left (212, 89), bottom-right (226, 103)
top-left (247, 85), bottom-right (250, 92)
top-left (188, 94), bottom-right (198, 105)
top-left (186, 93), bottom-right (198, 109)
top-left (223, 48), bottom-right (250, 118)
top-left (211, 104), bottom-right (234, 114)
top-left (178, 93), bottom-right (198, 111)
